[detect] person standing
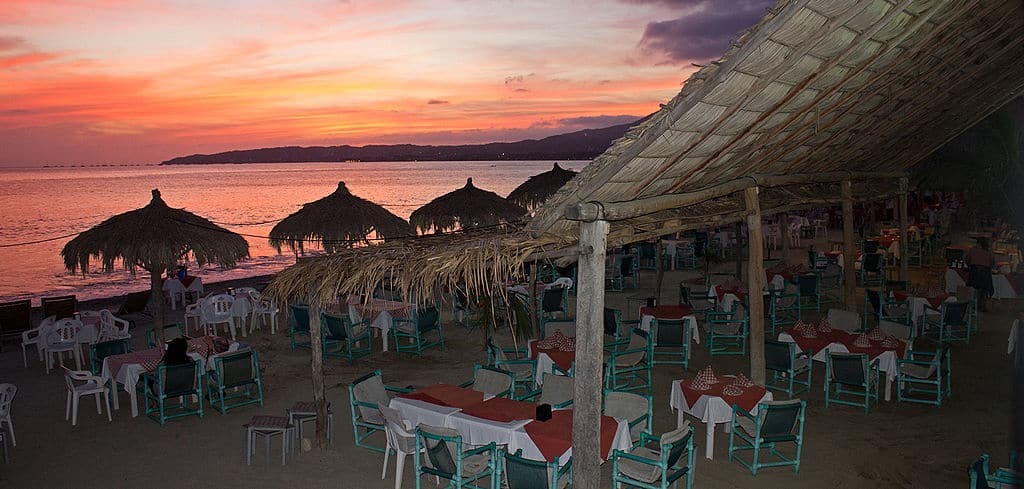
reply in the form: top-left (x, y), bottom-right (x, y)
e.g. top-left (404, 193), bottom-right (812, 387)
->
top-left (966, 237), bottom-right (996, 311)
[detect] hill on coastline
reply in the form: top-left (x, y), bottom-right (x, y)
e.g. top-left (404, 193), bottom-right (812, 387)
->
top-left (160, 121), bottom-right (637, 165)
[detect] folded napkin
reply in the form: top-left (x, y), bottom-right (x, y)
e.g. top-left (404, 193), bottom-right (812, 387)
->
top-left (852, 334), bottom-right (872, 347)
top-left (692, 366), bottom-right (717, 390)
top-left (536, 331), bottom-right (570, 350)
top-left (796, 321), bottom-right (818, 338)
top-left (731, 373), bottom-right (755, 388)
top-left (817, 319), bottom-right (833, 333)
top-left (866, 328), bottom-right (885, 341)
top-left (722, 384), bottom-right (745, 396)
top-left (881, 336), bottom-right (901, 348)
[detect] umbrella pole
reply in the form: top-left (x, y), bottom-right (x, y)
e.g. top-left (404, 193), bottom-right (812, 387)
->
top-left (150, 268), bottom-right (166, 344)
top-left (308, 299), bottom-right (328, 448)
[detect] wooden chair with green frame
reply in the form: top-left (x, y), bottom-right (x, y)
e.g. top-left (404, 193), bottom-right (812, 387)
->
top-left (89, 338), bottom-right (130, 375)
top-left (518, 372), bottom-right (573, 408)
top-left (651, 317), bottom-right (693, 367)
top-left (288, 303), bottom-right (312, 350)
top-left (485, 336), bottom-right (535, 399)
top-left (604, 389), bottom-right (653, 448)
top-left (896, 345), bottom-right (951, 407)
top-left (502, 448), bottom-right (571, 489)
top-left (727, 399), bottom-right (806, 475)
top-left (611, 423), bottom-right (696, 489)
top-left (605, 328), bottom-right (653, 393)
top-left (320, 311), bottom-right (372, 362)
top-left (824, 352), bottom-right (879, 415)
top-left (764, 339), bottom-right (812, 397)
top-left (207, 348), bottom-right (263, 414)
top-left (140, 359), bottom-right (204, 425)
top-left (795, 273), bottom-right (821, 313)
top-left (704, 301), bottom-right (748, 356)
top-left (459, 364), bottom-right (515, 399)
top-left (392, 305), bottom-right (444, 355)
top-left (348, 370), bottom-right (412, 453)
top-left (414, 424), bottom-right (498, 489)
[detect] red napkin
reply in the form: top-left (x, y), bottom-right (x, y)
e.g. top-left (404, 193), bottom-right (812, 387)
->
top-left (180, 276), bottom-right (197, 288)
top-left (398, 392), bottom-right (450, 407)
top-left (679, 375), bottom-right (767, 413)
top-left (524, 410), bottom-right (618, 461)
top-left (638, 305), bottom-right (693, 319)
top-left (926, 293), bottom-right (951, 308)
top-left (399, 384), bottom-right (484, 409)
top-left (892, 291), bottom-right (910, 302)
top-left (459, 397), bottom-right (538, 423)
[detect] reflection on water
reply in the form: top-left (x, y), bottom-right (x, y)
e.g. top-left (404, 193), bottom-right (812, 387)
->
top-left (0, 161), bottom-right (587, 304)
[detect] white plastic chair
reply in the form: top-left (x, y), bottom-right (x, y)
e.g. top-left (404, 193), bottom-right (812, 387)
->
top-left (165, 279), bottom-right (187, 310)
top-left (249, 290), bottom-right (279, 335)
top-left (230, 294), bottom-right (251, 335)
top-left (44, 318), bottom-right (83, 373)
top-left (380, 406), bottom-right (418, 489)
top-left (184, 298), bottom-right (205, 336)
top-left (98, 310), bottom-right (131, 341)
top-left (62, 368), bottom-right (111, 426)
top-left (21, 315), bottom-right (55, 368)
top-left (0, 384), bottom-right (16, 446)
top-left (202, 294), bottom-right (239, 340)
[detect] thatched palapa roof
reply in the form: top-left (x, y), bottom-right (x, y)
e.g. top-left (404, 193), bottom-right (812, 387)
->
top-left (269, 181), bottom-right (412, 254)
top-left (409, 178), bottom-right (528, 234)
top-left (506, 163), bottom-right (579, 210)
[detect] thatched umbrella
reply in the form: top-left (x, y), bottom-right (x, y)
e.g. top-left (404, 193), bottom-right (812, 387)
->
top-left (506, 162), bottom-right (578, 210)
top-left (269, 181), bottom-right (413, 254)
top-left (62, 189), bottom-right (249, 343)
top-left (410, 178), bottom-right (528, 233)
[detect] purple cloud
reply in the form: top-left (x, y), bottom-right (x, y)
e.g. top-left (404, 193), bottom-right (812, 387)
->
top-left (427, 99), bottom-right (449, 105)
top-left (637, 0), bottom-right (775, 62)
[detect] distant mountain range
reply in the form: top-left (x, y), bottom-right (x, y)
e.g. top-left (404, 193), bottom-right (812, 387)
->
top-left (160, 120), bottom-right (638, 165)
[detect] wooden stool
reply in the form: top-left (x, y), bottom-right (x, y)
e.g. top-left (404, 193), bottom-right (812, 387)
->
top-left (244, 415), bottom-right (295, 466)
top-left (287, 401), bottom-right (333, 447)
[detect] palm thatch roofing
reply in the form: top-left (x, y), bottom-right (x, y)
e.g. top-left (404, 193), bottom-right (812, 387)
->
top-left (267, 0), bottom-right (1024, 304)
top-left (62, 189), bottom-right (249, 274)
top-left (409, 178), bottom-right (528, 234)
top-left (506, 163), bottom-right (579, 210)
top-left (269, 181), bottom-right (413, 254)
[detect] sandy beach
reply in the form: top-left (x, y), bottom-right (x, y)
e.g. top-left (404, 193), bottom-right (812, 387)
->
top-left (0, 244), bottom-right (1018, 489)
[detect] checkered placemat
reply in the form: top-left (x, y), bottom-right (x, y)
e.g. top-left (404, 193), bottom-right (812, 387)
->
top-left (247, 416), bottom-right (290, 429)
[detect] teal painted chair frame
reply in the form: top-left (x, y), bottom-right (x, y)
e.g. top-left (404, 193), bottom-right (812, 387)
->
top-left (321, 311), bottom-right (372, 362)
top-left (605, 328), bottom-right (653, 393)
top-left (207, 348), bottom-right (263, 414)
top-left (603, 389), bottom-right (653, 448)
top-left (289, 303), bottom-right (312, 350)
top-left (459, 364), bottom-right (515, 399)
top-left (651, 318), bottom-right (692, 367)
top-left (705, 303), bottom-right (748, 356)
top-left (764, 340), bottom-right (812, 397)
top-left (824, 352), bottom-right (879, 415)
top-left (486, 337), bottom-right (535, 398)
top-left (955, 286), bottom-right (979, 335)
top-left (141, 359), bottom-right (204, 425)
top-left (905, 239), bottom-right (924, 267)
top-left (607, 255), bottom-right (639, 291)
top-left (795, 274), bottom-right (820, 313)
top-left (502, 449), bottom-right (570, 489)
top-left (414, 425), bottom-right (498, 489)
top-left (896, 347), bottom-right (951, 407)
top-left (611, 427), bottom-right (695, 489)
top-left (392, 305), bottom-right (445, 355)
top-left (858, 253), bottom-right (884, 288)
top-left (90, 338), bottom-right (130, 375)
top-left (145, 323), bottom-right (184, 349)
top-left (920, 300), bottom-right (971, 345)
top-left (970, 453), bottom-right (1022, 489)
top-left (863, 289), bottom-right (910, 331)
top-left (727, 399), bottom-right (806, 475)
top-left (772, 286), bottom-right (802, 329)
top-left (518, 372), bottom-right (574, 409)
top-left (348, 370), bottom-right (412, 453)
top-left (816, 265), bottom-right (843, 305)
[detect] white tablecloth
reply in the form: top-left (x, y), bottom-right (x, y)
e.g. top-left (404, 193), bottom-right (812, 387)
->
top-left (348, 301), bottom-right (411, 352)
top-left (669, 379), bottom-right (772, 460)
top-left (389, 396), bottom-right (461, 428)
top-left (994, 275), bottom-right (1018, 300)
top-left (639, 315), bottom-right (700, 344)
top-left (777, 332), bottom-right (905, 401)
top-left (100, 351), bottom-right (208, 417)
top-left (945, 268), bottom-right (966, 293)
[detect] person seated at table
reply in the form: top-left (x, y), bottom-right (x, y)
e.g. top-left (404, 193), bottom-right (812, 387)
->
top-left (967, 238), bottom-right (996, 311)
top-left (162, 337), bottom-right (192, 366)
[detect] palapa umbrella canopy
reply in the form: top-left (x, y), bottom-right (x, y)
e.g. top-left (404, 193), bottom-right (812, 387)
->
top-left (506, 162), bottom-right (578, 210)
top-left (269, 181), bottom-right (413, 254)
top-left (62, 189), bottom-right (249, 343)
top-left (409, 177), bottom-right (528, 233)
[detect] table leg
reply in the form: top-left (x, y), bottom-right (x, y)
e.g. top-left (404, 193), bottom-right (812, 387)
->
top-left (128, 385), bottom-right (139, 418)
top-left (885, 376), bottom-right (893, 401)
top-left (704, 421), bottom-right (716, 460)
top-left (382, 326), bottom-right (390, 352)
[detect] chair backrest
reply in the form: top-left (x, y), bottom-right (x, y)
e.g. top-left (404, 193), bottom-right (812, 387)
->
top-left (776, 284), bottom-right (799, 308)
top-left (91, 338), bottom-right (130, 372)
top-left (956, 286), bottom-right (977, 303)
top-left (828, 352), bottom-right (867, 385)
top-left (290, 304), bottom-right (311, 333)
top-left (758, 399), bottom-right (804, 439)
top-left (603, 390), bottom-right (649, 427)
top-left (863, 253), bottom-right (883, 271)
top-left (864, 240), bottom-right (880, 254)
top-left (47, 318), bottom-right (81, 346)
top-left (943, 301), bottom-right (970, 324)
top-left (878, 320), bottom-right (911, 340)
top-left (538, 373), bottom-right (574, 406)
top-left (654, 318), bottom-right (688, 347)
top-left (827, 308), bottom-right (861, 332)
top-left (380, 406), bottom-right (416, 455)
top-left (620, 256), bottom-right (635, 276)
top-left (764, 339), bottom-right (794, 372)
top-left (117, 290), bottom-right (151, 315)
top-left (0, 384), bottom-right (16, 418)
top-left (416, 306), bottom-right (440, 332)
top-left (216, 349), bottom-right (258, 387)
top-left (351, 370), bottom-right (388, 422)
top-left (418, 424), bottom-right (463, 477)
top-left (158, 361), bottom-right (200, 397)
top-left (603, 308), bottom-right (620, 336)
top-left (321, 312), bottom-right (348, 341)
top-left (865, 289), bottom-right (882, 313)
top-left (504, 449), bottom-right (556, 489)
top-left (544, 320), bottom-right (576, 338)
top-left (541, 287), bottom-right (565, 313)
top-left (42, 295), bottom-right (77, 320)
top-left (969, 455), bottom-right (990, 489)
top-left (661, 423), bottom-right (693, 468)
top-left (797, 274), bottom-right (817, 295)
top-left (472, 365), bottom-right (513, 397)
top-left (0, 299), bottom-right (32, 337)
top-left (202, 294), bottom-right (234, 321)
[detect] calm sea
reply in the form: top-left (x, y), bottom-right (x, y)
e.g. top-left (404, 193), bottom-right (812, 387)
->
top-left (0, 161), bottom-right (587, 304)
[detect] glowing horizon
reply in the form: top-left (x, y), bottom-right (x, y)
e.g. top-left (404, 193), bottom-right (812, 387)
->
top-left (0, 1), bottom-right (774, 166)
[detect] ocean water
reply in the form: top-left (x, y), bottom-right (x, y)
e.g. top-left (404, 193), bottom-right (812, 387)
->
top-left (0, 161), bottom-right (587, 304)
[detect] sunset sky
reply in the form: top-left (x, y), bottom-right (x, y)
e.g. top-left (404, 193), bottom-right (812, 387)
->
top-left (0, 0), bottom-right (774, 166)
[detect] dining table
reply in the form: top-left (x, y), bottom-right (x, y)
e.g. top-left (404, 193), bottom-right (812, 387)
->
top-left (389, 384), bottom-right (631, 465)
top-left (638, 305), bottom-right (700, 357)
top-left (669, 375), bottom-right (772, 460)
top-left (778, 328), bottom-right (908, 401)
top-left (945, 268), bottom-right (1022, 299)
top-left (891, 290), bottom-right (954, 325)
top-left (162, 276), bottom-right (204, 309)
top-left (344, 296), bottom-right (414, 352)
top-left (529, 338), bottom-right (575, 386)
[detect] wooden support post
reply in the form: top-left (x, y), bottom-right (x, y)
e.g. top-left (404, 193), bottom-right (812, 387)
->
top-left (734, 223), bottom-right (744, 280)
top-left (780, 213), bottom-right (790, 265)
top-left (529, 261), bottom-right (540, 337)
top-left (744, 187), bottom-right (766, 384)
top-left (308, 299), bottom-right (328, 447)
top-left (842, 181), bottom-right (857, 310)
top-left (572, 219), bottom-right (608, 489)
top-left (655, 240), bottom-right (665, 305)
top-left (898, 177), bottom-right (909, 282)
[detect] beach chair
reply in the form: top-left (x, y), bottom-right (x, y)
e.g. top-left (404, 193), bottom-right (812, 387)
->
top-left (145, 323), bottom-right (184, 349)
top-left (969, 454), bottom-right (1021, 489)
top-left (817, 264), bottom-right (842, 305)
top-left (414, 424), bottom-right (498, 489)
top-left (380, 406), bottom-right (417, 489)
top-left (605, 328), bottom-right (653, 393)
top-left (289, 303), bottom-right (311, 350)
top-left (0, 299), bottom-right (31, 350)
top-left (863, 289), bottom-right (910, 331)
top-left (896, 346), bottom-right (951, 407)
top-left (652, 317), bottom-right (692, 366)
top-left (824, 352), bottom-right (879, 415)
top-left (321, 311), bottom-right (371, 362)
top-left (518, 372), bottom-right (573, 408)
top-left (796, 274), bottom-right (820, 313)
top-left (705, 303), bottom-right (747, 357)
top-left (485, 337), bottom-right (535, 398)
top-left (603, 389), bottom-right (652, 448)
top-left (678, 285), bottom-right (716, 322)
top-left (348, 370), bottom-right (412, 453)
top-left (62, 367), bottom-right (112, 426)
top-left (0, 384), bottom-right (16, 448)
top-left (460, 364), bottom-right (514, 398)
top-left (141, 360), bottom-right (204, 425)
top-left (727, 399), bottom-right (806, 475)
top-left (502, 449), bottom-right (571, 489)
top-left (765, 339), bottom-right (812, 397)
top-left (41, 295), bottom-right (77, 320)
top-left (920, 301), bottom-right (970, 345)
top-left (858, 253), bottom-right (884, 287)
top-left (540, 285), bottom-right (568, 320)
top-left (89, 338), bottom-right (130, 375)
top-left (392, 305), bottom-right (444, 355)
top-left (611, 424), bottom-right (695, 489)
top-left (207, 348), bottom-right (263, 413)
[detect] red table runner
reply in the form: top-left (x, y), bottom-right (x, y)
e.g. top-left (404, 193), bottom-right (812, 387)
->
top-left (892, 291), bottom-right (950, 308)
top-left (180, 276), bottom-right (198, 288)
top-left (346, 296), bottom-right (413, 319)
top-left (679, 376), bottom-right (766, 413)
top-left (460, 397), bottom-right (538, 423)
top-left (398, 384), bottom-right (484, 409)
top-left (765, 270), bottom-right (792, 283)
top-left (638, 305), bottom-right (693, 319)
top-left (524, 410), bottom-right (618, 461)
top-left (529, 343), bottom-right (575, 372)
top-left (951, 268), bottom-right (970, 282)
top-left (716, 287), bottom-right (747, 302)
top-left (784, 329), bottom-right (906, 361)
